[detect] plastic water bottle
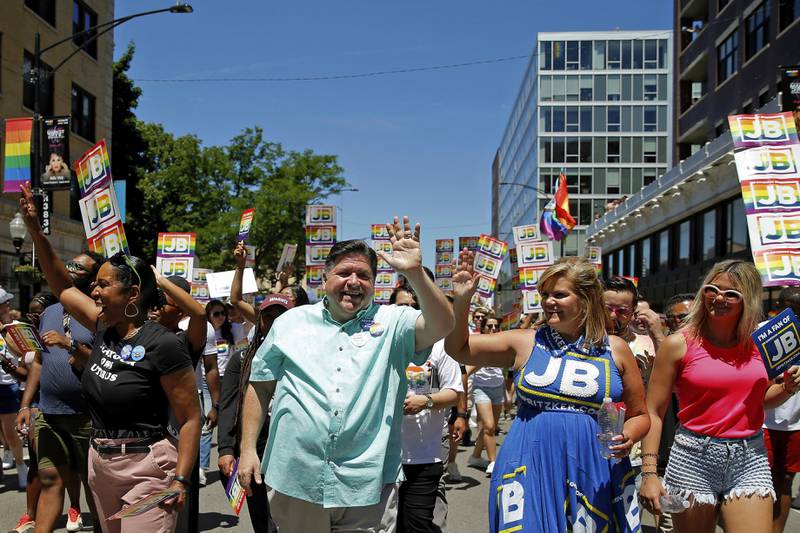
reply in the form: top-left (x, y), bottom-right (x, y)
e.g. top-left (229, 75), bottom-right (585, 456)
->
top-left (659, 495), bottom-right (690, 513)
top-left (597, 397), bottom-right (618, 459)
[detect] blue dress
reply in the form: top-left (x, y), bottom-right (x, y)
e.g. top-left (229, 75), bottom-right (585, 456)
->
top-left (489, 327), bottom-right (641, 533)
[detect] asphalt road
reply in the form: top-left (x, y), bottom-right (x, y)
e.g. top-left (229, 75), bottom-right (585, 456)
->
top-left (2, 419), bottom-right (799, 532)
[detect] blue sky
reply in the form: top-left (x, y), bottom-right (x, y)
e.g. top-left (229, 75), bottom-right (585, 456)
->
top-left (115, 0), bottom-right (671, 266)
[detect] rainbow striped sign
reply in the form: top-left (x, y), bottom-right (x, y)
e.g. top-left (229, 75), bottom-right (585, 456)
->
top-left (306, 225), bottom-right (337, 245)
top-left (522, 289), bottom-right (542, 313)
top-left (237, 208), bottom-right (255, 242)
top-left (475, 275), bottom-right (497, 298)
top-left (731, 111), bottom-right (800, 286)
top-left (728, 113), bottom-right (799, 149)
top-left (87, 220), bottom-right (129, 257)
top-left (3, 118), bottom-right (32, 194)
top-left (157, 233), bottom-right (197, 257)
top-left (371, 224), bottom-right (390, 241)
top-left (75, 140), bottom-right (112, 196)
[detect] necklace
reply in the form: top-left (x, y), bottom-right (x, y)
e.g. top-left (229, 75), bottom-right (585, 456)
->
top-left (122, 326), bottom-right (142, 341)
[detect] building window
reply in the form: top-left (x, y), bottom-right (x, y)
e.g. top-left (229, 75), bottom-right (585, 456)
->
top-left (726, 197), bottom-right (748, 253)
top-left (644, 40), bottom-right (658, 69)
top-left (566, 106), bottom-right (579, 132)
top-left (621, 40), bottom-right (632, 70)
top-left (607, 40), bottom-right (621, 69)
top-left (702, 209), bottom-right (717, 260)
top-left (607, 75), bottom-right (621, 101)
top-left (580, 107), bottom-right (592, 130)
top-left (745, 2), bottom-right (769, 60)
top-left (552, 106), bottom-right (565, 131)
top-left (541, 41), bottom-right (552, 70)
top-left (71, 83), bottom-right (96, 140)
top-left (626, 244), bottom-right (635, 277)
top-left (759, 88), bottom-right (771, 107)
top-left (553, 41), bottom-right (565, 70)
top-left (0, 33), bottom-right (3, 94)
top-left (644, 106), bottom-right (657, 132)
top-left (566, 138), bottom-right (579, 162)
top-left (643, 170), bottom-right (656, 186)
top-left (607, 106), bottom-right (621, 132)
top-left (566, 41), bottom-right (579, 70)
top-left (780, 0), bottom-right (800, 31)
top-left (658, 229), bottom-right (669, 271)
top-left (579, 75), bottom-right (593, 101)
top-left (641, 237), bottom-right (652, 277)
top-left (22, 51), bottom-right (54, 116)
top-left (607, 169), bottom-right (620, 195)
top-left (643, 74), bottom-right (657, 100)
top-left (717, 31), bottom-right (738, 84)
top-left (25, 0), bottom-right (56, 27)
top-left (607, 138), bottom-right (621, 162)
top-left (580, 41), bottom-right (593, 70)
top-left (643, 138), bottom-right (657, 163)
top-left (579, 171), bottom-right (592, 193)
top-left (73, 0), bottom-right (99, 59)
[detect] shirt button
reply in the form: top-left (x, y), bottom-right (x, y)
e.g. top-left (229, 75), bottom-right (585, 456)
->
top-left (334, 410), bottom-right (339, 416)
top-left (337, 367), bottom-right (341, 372)
top-left (336, 388), bottom-right (340, 392)
top-left (339, 346), bottom-right (343, 351)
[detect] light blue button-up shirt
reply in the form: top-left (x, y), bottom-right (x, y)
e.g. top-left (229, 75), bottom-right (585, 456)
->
top-left (250, 300), bottom-right (429, 507)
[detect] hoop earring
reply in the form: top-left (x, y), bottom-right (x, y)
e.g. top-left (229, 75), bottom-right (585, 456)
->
top-left (124, 302), bottom-right (139, 318)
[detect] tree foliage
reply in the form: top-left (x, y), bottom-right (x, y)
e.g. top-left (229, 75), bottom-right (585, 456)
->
top-left (111, 48), bottom-right (348, 278)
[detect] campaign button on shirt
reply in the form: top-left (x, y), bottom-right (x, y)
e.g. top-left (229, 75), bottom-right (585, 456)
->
top-left (120, 344), bottom-right (133, 361)
top-left (131, 345), bottom-right (146, 362)
top-left (369, 323), bottom-right (385, 337)
top-left (351, 332), bottom-right (368, 348)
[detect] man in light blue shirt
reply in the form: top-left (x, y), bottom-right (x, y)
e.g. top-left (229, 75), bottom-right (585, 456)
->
top-left (239, 216), bottom-right (454, 531)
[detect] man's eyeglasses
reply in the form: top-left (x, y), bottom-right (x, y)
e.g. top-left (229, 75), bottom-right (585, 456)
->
top-left (701, 284), bottom-right (743, 303)
top-left (484, 324), bottom-right (500, 331)
top-left (604, 304), bottom-right (633, 317)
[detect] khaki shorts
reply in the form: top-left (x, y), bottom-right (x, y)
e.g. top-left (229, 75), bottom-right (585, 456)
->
top-left (34, 411), bottom-right (91, 472)
top-left (268, 482), bottom-right (398, 532)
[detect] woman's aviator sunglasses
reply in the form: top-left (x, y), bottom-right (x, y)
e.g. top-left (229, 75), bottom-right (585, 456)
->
top-left (701, 284), bottom-right (743, 303)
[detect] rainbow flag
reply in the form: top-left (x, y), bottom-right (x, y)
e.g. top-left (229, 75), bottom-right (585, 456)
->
top-left (3, 118), bottom-right (33, 194)
top-left (539, 172), bottom-right (576, 241)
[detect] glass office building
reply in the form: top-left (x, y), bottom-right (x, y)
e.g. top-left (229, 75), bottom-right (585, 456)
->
top-left (495, 31), bottom-right (674, 256)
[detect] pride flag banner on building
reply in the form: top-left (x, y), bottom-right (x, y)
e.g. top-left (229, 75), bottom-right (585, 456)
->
top-left (3, 118), bottom-right (32, 194)
top-left (540, 172), bottom-right (576, 242)
top-left (729, 112), bottom-right (800, 286)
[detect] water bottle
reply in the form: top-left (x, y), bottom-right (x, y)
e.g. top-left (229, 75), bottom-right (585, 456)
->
top-left (659, 494), bottom-right (690, 513)
top-left (597, 397), bottom-right (618, 459)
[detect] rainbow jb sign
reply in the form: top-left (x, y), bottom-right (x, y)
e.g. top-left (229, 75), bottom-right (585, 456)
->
top-left (729, 112), bottom-right (800, 286)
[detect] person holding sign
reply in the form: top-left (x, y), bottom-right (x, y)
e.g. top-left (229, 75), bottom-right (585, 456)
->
top-left (238, 216), bottom-right (454, 531)
top-left (445, 253), bottom-right (648, 533)
top-left (639, 260), bottom-right (800, 533)
top-left (18, 182), bottom-right (201, 533)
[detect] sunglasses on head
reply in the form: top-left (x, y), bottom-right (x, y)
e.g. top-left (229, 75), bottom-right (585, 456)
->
top-left (701, 284), bottom-right (743, 303)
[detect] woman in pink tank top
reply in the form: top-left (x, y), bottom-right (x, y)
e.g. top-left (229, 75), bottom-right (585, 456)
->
top-left (638, 260), bottom-right (800, 533)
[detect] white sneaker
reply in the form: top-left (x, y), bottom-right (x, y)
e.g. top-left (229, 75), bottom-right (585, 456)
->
top-left (198, 468), bottom-right (207, 487)
top-left (3, 449), bottom-right (13, 469)
top-left (16, 461), bottom-right (28, 489)
top-left (66, 507), bottom-right (83, 532)
top-left (467, 456), bottom-right (489, 469)
top-left (446, 462), bottom-right (462, 482)
top-left (485, 461), bottom-right (495, 476)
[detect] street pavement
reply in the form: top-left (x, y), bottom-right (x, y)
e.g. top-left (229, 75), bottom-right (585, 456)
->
top-left (2, 418), bottom-right (800, 531)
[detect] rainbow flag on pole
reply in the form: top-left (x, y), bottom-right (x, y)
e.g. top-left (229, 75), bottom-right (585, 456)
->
top-left (539, 172), bottom-right (576, 241)
top-left (3, 118), bottom-right (33, 193)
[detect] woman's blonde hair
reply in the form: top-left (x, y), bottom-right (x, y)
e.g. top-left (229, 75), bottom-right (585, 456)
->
top-left (533, 257), bottom-right (607, 347)
top-left (684, 259), bottom-right (763, 346)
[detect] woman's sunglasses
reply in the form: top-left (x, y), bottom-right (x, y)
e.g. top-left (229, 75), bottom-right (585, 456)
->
top-left (211, 310), bottom-right (227, 318)
top-left (701, 284), bottom-right (743, 303)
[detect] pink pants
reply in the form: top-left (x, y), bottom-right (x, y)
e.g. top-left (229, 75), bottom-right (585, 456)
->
top-left (88, 437), bottom-right (179, 533)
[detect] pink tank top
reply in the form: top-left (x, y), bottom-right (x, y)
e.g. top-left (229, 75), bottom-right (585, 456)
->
top-left (674, 331), bottom-right (769, 438)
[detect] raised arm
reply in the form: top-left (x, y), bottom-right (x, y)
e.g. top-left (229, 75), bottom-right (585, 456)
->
top-left (378, 216), bottom-right (454, 352)
top-left (444, 249), bottom-right (529, 369)
top-left (19, 183), bottom-right (99, 331)
top-left (607, 335), bottom-right (650, 458)
top-left (153, 267), bottom-right (207, 353)
top-left (231, 242), bottom-right (257, 325)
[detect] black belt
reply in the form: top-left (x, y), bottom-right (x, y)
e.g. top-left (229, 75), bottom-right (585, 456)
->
top-left (91, 435), bottom-right (164, 455)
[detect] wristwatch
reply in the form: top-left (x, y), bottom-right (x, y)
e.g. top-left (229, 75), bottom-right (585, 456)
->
top-left (424, 394), bottom-right (434, 409)
top-left (456, 411), bottom-right (469, 419)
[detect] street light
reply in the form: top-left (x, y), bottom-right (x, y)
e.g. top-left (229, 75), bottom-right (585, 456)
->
top-left (9, 213), bottom-right (28, 256)
top-left (28, 3), bottom-right (194, 232)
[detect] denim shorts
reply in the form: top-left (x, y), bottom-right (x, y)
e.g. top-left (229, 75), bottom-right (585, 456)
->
top-left (664, 427), bottom-right (775, 506)
top-left (473, 385), bottom-right (504, 405)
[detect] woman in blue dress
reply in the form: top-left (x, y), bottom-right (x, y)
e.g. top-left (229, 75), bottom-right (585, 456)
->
top-left (445, 254), bottom-right (650, 533)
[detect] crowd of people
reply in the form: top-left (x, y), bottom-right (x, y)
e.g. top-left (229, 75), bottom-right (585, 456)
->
top-left (0, 185), bottom-right (799, 532)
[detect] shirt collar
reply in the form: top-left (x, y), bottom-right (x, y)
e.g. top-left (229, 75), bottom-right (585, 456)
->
top-left (321, 297), bottom-right (378, 328)
top-left (538, 326), bottom-right (604, 357)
